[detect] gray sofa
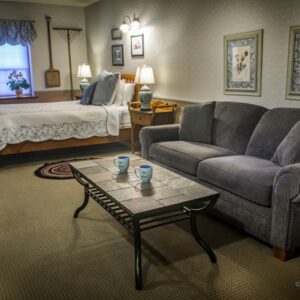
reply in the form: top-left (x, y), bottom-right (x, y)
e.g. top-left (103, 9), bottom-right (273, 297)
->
top-left (140, 101), bottom-right (300, 260)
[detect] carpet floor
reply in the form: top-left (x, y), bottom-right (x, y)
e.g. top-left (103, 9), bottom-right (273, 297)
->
top-left (0, 148), bottom-right (299, 299)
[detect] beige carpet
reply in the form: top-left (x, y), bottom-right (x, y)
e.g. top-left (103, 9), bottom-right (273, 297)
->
top-left (0, 148), bottom-right (300, 300)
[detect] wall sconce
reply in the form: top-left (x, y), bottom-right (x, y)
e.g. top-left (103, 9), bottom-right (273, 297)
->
top-left (120, 13), bottom-right (140, 33)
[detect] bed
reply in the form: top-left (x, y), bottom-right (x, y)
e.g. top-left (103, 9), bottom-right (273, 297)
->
top-left (0, 74), bottom-right (139, 156)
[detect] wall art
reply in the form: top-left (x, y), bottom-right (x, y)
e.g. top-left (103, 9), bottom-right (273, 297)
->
top-left (224, 29), bottom-right (263, 96)
top-left (112, 44), bottom-right (124, 66)
top-left (111, 28), bottom-right (122, 40)
top-left (131, 34), bottom-right (144, 57)
top-left (286, 25), bottom-right (300, 100)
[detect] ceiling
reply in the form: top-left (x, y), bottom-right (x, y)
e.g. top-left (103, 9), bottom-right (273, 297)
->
top-left (3, 0), bottom-right (100, 7)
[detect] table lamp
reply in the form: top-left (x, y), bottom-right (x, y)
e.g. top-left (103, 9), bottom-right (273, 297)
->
top-left (77, 64), bottom-right (92, 93)
top-left (135, 65), bottom-right (155, 111)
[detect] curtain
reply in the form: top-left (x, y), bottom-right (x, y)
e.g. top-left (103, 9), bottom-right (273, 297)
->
top-left (0, 19), bottom-right (37, 46)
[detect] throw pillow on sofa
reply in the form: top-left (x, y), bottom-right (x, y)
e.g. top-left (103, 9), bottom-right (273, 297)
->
top-left (92, 72), bottom-right (120, 106)
top-left (272, 120), bottom-right (300, 167)
top-left (179, 102), bottom-right (215, 144)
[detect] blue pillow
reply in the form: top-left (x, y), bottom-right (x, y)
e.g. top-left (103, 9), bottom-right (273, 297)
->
top-left (80, 82), bottom-right (97, 105)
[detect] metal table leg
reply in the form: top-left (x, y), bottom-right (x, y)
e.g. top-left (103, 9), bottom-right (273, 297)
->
top-left (133, 219), bottom-right (142, 290)
top-left (72, 169), bottom-right (90, 218)
top-left (183, 199), bottom-right (217, 263)
top-left (74, 187), bottom-right (90, 218)
top-left (190, 210), bottom-right (216, 263)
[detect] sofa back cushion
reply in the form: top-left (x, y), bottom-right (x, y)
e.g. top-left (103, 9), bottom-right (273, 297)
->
top-left (212, 102), bottom-right (267, 154)
top-left (246, 108), bottom-right (300, 160)
top-left (179, 102), bottom-right (215, 144)
top-left (272, 121), bottom-right (300, 167)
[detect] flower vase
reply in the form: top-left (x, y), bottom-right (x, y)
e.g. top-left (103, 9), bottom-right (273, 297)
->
top-left (16, 89), bottom-right (23, 97)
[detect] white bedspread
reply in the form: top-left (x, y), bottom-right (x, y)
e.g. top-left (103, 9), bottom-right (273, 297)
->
top-left (0, 101), bottom-right (129, 151)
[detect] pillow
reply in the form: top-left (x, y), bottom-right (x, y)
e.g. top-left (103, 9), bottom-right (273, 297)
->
top-left (122, 83), bottom-right (135, 105)
top-left (179, 102), bottom-right (215, 144)
top-left (113, 79), bottom-right (126, 106)
top-left (92, 72), bottom-right (120, 106)
top-left (272, 121), bottom-right (300, 167)
top-left (80, 82), bottom-right (97, 105)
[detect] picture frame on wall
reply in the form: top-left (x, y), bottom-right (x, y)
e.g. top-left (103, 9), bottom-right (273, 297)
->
top-left (286, 25), bottom-right (300, 100)
top-left (224, 29), bottom-right (263, 96)
top-left (131, 34), bottom-right (144, 57)
top-left (111, 28), bottom-right (122, 40)
top-left (112, 45), bottom-right (124, 66)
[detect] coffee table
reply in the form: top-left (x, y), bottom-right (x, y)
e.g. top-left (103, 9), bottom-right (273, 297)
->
top-left (70, 154), bottom-right (219, 290)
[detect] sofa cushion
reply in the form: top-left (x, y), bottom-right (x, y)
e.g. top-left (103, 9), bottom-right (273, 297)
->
top-left (212, 102), bottom-right (267, 154)
top-left (272, 121), bottom-right (300, 167)
top-left (246, 108), bottom-right (300, 160)
top-left (149, 140), bottom-right (236, 175)
top-left (179, 102), bottom-right (215, 144)
top-left (197, 155), bottom-right (280, 207)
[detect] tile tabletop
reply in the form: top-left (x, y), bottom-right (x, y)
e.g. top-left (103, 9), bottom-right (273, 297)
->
top-left (71, 154), bottom-right (218, 216)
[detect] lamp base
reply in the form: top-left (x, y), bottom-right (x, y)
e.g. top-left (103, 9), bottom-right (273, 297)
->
top-left (139, 85), bottom-right (152, 111)
top-left (79, 78), bottom-right (90, 94)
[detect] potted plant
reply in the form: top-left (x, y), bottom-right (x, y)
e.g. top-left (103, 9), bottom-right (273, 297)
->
top-left (7, 71), bottom-right (30, 97)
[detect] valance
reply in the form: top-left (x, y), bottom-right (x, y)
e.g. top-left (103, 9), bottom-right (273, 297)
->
top-left (0, 19), bottom-right (37, 46)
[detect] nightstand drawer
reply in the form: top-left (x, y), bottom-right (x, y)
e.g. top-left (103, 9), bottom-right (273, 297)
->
top-left (131, 112), bottom-right (152, 125)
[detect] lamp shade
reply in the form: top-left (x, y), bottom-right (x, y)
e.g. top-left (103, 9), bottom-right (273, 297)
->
top-left (131, 14), bottom-right (140, 30)
top-left (77, 64), bottom-right (92, 78)
top-left (120, 21), bottom-right (129, 33)
top-left (135, 65), bottom-right (155, 85)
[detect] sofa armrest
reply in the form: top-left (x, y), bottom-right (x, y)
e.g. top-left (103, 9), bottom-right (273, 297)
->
top-left (139, 124), bottom-right (180, 159)
top-left (270, 163), bottom-right (300, 251)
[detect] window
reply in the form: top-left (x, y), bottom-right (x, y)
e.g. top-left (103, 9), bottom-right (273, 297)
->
top-left (0, 43), bottom-right (34, 97)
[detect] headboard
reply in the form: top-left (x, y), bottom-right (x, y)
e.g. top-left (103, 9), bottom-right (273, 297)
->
top-left (121, 73), bottom-right (140, 102)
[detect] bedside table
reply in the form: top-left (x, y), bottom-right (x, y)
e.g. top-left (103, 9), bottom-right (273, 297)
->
top-left (128, 101), bottom-right (177, 153)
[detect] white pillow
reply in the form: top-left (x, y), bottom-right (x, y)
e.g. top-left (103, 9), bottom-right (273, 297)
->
top-left (113, 79), bottom-right (126, 106)
top-left (122, 83), bottom-right (135, 106)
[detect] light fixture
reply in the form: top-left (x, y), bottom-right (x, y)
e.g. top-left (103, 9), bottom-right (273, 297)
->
top-left (120, 13), bottom-right (140, 33)
top-left (77, 63), bottom-right (92, 93)
top-left (135, 65), bottom-right (155, 111)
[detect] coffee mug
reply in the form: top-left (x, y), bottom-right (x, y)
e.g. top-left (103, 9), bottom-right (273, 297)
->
top-left (135, 165), bottom-right (153, 183)
top-left (114, 156), bottom-right (130, 173)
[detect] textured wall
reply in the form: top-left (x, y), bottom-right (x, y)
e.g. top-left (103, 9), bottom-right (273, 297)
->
top-left (85, 0), bottom-right (300, 108)
top-left (0, 1), bottom-right (87, 92)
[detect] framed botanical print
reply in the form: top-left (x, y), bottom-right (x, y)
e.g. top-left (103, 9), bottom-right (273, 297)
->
top-left (224, 29), bottom-right (263, 96)
top-left (112, 45), bottom-right (124, 66)
top-left (131, 34), bottom-right (144, 57)
top-left (286, 25), bottom-right (300, 100)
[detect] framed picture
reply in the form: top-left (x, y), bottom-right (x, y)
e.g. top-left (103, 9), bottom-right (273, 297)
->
top-left (111, 28), bottom-right (122, 40)
top-left (131, 34), bottom-right (144, 57)
top-left (224, 29), bottom-right (263, 96)
top-left (112, 45), bottom-right (124, 66)
top-left (286, 25), bottom-right (300, 100)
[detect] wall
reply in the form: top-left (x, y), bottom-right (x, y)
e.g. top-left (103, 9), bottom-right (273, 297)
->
top-left (85, 0), bottom-right (300, 108)
top-left (0, 1), bottom-right (88, 93)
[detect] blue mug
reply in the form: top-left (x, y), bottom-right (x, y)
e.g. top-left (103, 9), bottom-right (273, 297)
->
top-left (114, 156), bottom-right (130, 173)
top-left (135, 165), bottom-right (153, 183)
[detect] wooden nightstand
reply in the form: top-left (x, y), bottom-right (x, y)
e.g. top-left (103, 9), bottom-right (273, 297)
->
top-left (128, 101), bottom-right (177, 153)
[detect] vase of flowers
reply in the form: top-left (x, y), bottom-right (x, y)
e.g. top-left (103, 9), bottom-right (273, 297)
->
top-left (7, 71), bottom-right (30, 97)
